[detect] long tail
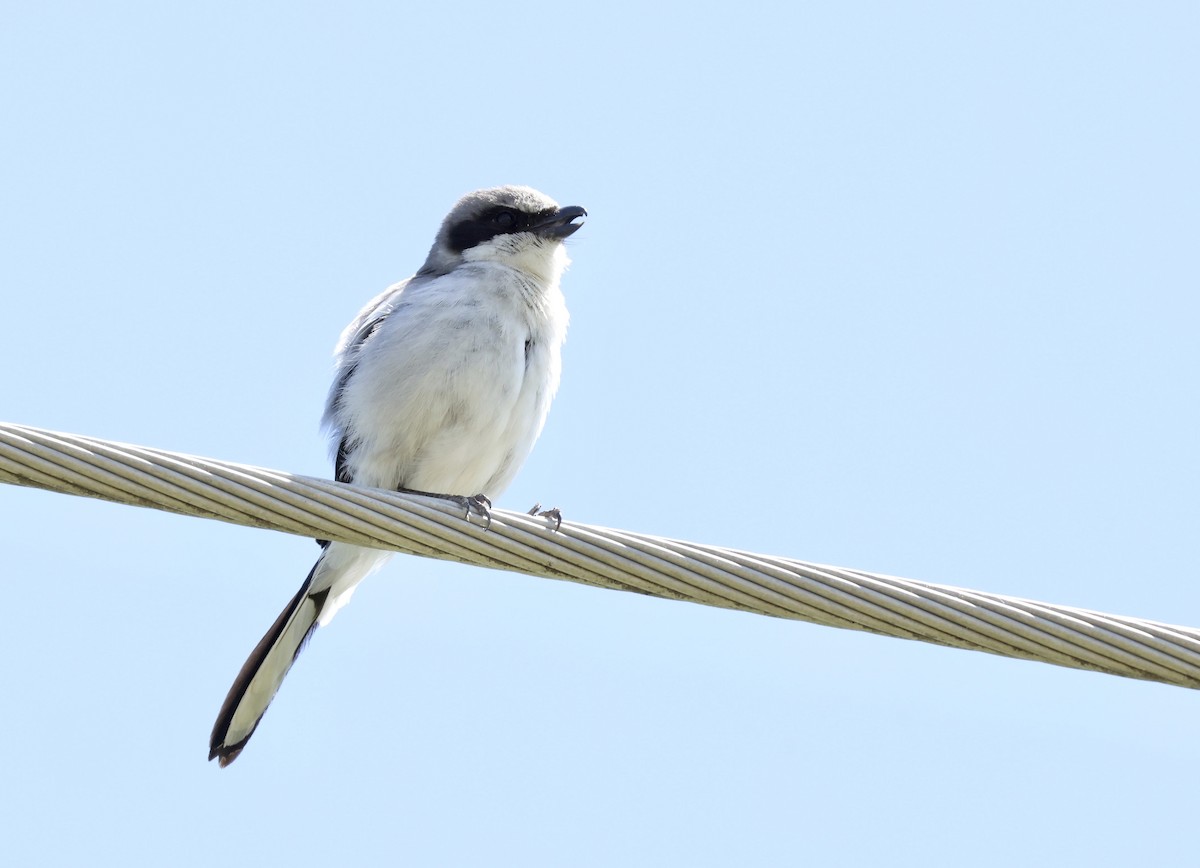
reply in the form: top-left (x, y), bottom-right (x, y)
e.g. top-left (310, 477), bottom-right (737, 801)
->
top-left (208, 544), bottom-right (389, 767)
top-left (208, 563), bottom-right (326, 767)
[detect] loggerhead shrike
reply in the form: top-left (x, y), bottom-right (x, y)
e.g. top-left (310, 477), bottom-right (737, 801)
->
top-left (209, 186), bottom-right (585, 766)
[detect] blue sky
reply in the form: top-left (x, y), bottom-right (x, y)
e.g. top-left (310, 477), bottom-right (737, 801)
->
top-left (2, 2), bottom-right (1198, 865)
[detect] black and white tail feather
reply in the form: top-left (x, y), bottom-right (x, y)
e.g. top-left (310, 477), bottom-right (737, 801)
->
top-left (208, 564), bottom-right (323, 766)
top-left (208, 186), bottom-right (584, 766)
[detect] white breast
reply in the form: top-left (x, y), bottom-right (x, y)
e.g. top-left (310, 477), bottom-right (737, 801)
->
top-left (333, 260), bottom-right (568, 499)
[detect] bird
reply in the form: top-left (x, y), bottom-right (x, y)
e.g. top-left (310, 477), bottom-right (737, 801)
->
top-left (208, 185), bottom-right (585, 766)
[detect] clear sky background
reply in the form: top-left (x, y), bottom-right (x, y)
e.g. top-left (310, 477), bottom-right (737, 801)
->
top-left (2, 2), bottom-right (1198, 865)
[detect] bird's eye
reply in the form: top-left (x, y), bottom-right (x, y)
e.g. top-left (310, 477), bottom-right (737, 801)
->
top-left (492, 210), bottom-right (517, 229)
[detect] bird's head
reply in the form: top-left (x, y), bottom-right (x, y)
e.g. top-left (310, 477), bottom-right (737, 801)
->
top-left (419, 185), bottom-right (586, 282)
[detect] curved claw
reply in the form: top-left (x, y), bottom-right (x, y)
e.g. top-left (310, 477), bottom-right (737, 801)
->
top-left (399, 486), bottom-right (493, 530)
top-left (527, 502), bottom-right (563, 532)
top-left (457, 493), bottom-right (492, 530)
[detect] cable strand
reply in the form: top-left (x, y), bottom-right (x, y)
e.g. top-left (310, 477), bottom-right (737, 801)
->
top-left (3, 420), bottom-right (1198, 690)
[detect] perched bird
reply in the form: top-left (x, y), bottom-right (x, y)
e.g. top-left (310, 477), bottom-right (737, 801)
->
top-left (209, 186), bottom-right (585, 766)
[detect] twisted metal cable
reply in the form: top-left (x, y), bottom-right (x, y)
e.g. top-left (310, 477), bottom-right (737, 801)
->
top-left (3, 420), bottom-right (1199, 689)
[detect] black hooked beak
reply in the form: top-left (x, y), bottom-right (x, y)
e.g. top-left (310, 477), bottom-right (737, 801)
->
top-left (532, 205), bottom-right (587, 240)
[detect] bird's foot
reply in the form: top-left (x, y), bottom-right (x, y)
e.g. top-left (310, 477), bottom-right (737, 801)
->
top-left (399, 487), bottom-right (493, 530)
top-left (527, 503), bottom-right (563, 532)
top-left (450, 493), bottom-right (492, 530)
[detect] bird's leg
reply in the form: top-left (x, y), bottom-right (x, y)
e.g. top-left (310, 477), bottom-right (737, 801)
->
top-left (399, 487), bottom-right (492, 530)
top-left (459, 494), bottom-right (493, 529)
top-left (527, 502), bottom-right (563, 532)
